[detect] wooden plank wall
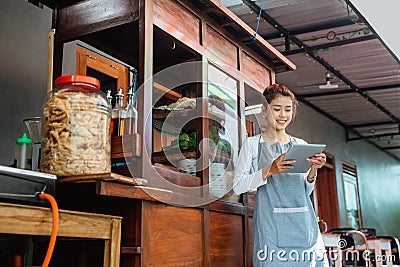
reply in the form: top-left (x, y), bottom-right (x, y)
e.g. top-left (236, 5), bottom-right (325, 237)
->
top-left (205, 25), bottom-right (238, 69)
top-left (248, 217), bottom-right (254, 266)
top-left (153, 0), bottom-right (202, 52)
top-left (57, 0), bottom-right (139, 42)
top-left (209, 211), bottom-right (244, 266)
top-left (143, 202), bottom-right (246, 266)
top-left (145, 203), bottom-right (204, 266)
top-left (153, 0), bottom-right (271, 87)
top-left (241, 52), bottom-right (272, 92)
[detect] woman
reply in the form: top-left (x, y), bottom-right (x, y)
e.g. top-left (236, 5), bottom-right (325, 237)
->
top-left (233, 84), bottom-right (328, 266)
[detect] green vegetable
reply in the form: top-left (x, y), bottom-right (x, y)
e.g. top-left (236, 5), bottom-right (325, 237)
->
top-left (179, 141), bottom-right (188, 150)
top-left (188, 132), bottom-right (196, 148)
top-left (189, 131), bottom-right (196, 139)
top-left (188, 139), bottom-right (196, 148)
top-left (216, 139), bottom-right (232, 154)
top-left (179, 133), bottom-right (189, 142)
top-left (217, 141), bottom-right (226, 151)
top-left (209, 126), bottom-right (218, 143)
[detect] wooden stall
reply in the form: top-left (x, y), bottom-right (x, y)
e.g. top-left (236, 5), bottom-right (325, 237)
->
top-left (36, 0), bottom-right (295, 265)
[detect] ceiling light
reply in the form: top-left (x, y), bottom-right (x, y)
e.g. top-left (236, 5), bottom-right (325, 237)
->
top-left (319, 71), bottom-right (338, 89)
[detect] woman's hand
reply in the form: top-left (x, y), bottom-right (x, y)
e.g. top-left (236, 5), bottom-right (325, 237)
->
top-left (262, 153), bottom-right (296, 179)
top-left (307, 152), bottom-right (326, 170)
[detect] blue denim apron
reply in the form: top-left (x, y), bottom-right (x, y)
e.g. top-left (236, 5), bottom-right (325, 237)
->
top-left (252, 137), bottom-right (321, 266)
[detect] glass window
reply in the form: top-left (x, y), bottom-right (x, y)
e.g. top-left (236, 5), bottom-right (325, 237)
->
top-left (207, 63), bottom-right (239, 202)
top-left (342, 161), bottom-right (362, 229)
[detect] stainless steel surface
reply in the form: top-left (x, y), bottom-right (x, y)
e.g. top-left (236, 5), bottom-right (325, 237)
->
top-left (0, 165), bottom-right (56, 205)
top-left (0, 165), bottom-right (56, 180)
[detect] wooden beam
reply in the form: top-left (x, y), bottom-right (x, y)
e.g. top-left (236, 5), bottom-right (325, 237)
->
top-left (153, 82), bottom-right (182, 100)
top-left (205, 0), bottom-right (296, 70)
top-left (56, 0), bottom-right (139, 42)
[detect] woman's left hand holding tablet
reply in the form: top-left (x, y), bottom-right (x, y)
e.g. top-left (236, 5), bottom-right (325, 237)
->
top-left (307, 153), bottom-right (326, 170)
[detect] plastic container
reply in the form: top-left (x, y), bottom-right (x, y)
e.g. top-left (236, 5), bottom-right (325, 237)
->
top-left (40, 75), bottom-right (111, 176)
top-left (15, 133), bottom-right (32, 170)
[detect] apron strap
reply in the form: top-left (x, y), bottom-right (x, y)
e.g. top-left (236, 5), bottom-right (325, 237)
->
top-left (257, 135), bottom-right (262, 165)
top-left (257, 135), bottom-right (295, 169)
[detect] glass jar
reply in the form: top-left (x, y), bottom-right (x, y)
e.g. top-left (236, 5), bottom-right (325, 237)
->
top-left (40, 75), bottom-right (111, 176)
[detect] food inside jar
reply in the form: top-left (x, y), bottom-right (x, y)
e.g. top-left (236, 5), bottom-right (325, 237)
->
top-left (41, 91), bottom-right (111, 176)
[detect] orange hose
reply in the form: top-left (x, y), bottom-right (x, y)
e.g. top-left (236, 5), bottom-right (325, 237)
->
top-left (39, 193), bottom-right (59, 267)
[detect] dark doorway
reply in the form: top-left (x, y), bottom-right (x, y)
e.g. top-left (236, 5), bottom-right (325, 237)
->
top-left (312, 153), bottom-right (339, 231)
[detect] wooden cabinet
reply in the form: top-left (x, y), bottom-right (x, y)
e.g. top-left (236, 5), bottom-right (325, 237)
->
top-left (62, 42), bottom-right (130, 105)
top-left (76, 46), bottom-right (129, 104)
top-left (52, 0), bottom-right (291, 192)
top-left (41, 0), bottom-right (296, 266)
top-left (56, 181), bottom-right (250, 267)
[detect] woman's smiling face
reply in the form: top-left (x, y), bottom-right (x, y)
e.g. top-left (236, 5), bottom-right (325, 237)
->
top-left (264, 95), bottom-right (293, 131)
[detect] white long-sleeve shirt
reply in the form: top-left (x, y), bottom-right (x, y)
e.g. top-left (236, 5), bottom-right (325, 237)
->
top-left (233, 134), bottom-right (311, 195)
top-left (233, 135), bottom-right (266, 194)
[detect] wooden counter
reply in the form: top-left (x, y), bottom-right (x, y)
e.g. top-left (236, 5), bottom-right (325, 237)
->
top-left (55, 178), bottom-right (255, 267)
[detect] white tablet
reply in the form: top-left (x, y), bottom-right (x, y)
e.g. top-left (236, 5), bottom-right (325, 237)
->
top-left (283, 143), bottom-right (326, 173)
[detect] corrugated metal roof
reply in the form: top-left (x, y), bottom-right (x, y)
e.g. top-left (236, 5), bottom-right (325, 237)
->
top-left (218, 0), bottom-right (400, 160)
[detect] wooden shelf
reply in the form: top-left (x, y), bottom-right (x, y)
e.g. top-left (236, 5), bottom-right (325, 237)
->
top-left (152, 149), bottom-right (196, 163)
top-left (152, 108), bottom-right (225, 136)
top-left (153, 108), bottom-right (195, 119)
top-left (57, 172), bottom-right (148, 186)
top-left (153, 82), bottom-right (182, 101)
top-left (111, 164), bottom-right (201, 189)
top-left (153, 165), bottom-right (201, 188)
top-left (111, 134), bottom-right (141, 159)
top-left (97, 181), bottom-right (174, 202)
top-left (152, 148), bottom-right (230, 165)
top-left (152, 108), bottom-right (224, 122)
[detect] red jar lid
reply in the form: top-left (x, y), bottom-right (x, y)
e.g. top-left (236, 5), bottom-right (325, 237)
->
top-left (55, 75), bottom-right (100, 89)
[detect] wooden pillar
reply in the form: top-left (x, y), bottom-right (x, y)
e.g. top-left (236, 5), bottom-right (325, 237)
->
top-left (138, 0), bottom-right (154, 183)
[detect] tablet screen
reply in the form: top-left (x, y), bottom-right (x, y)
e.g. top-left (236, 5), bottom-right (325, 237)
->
top-left (283, 143), bottom-right (326, 173)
